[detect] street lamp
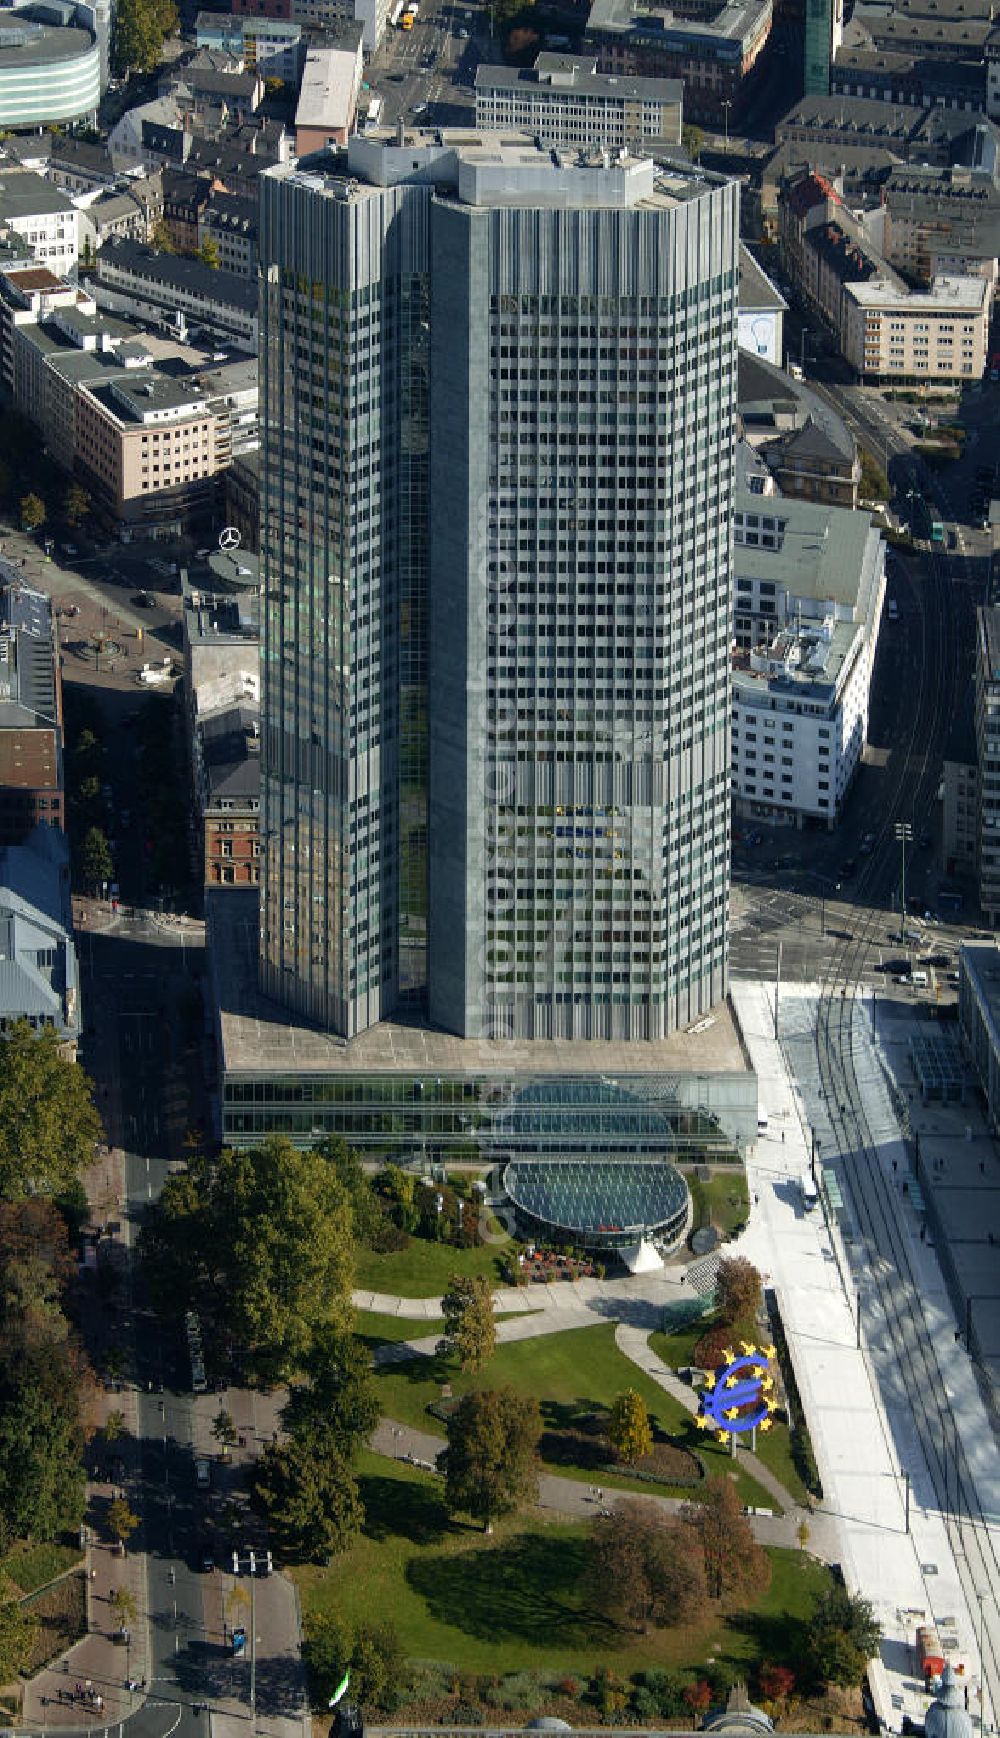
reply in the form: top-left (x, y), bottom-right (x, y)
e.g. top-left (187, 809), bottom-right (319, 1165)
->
top-left (895, 820), bottom-right (912, 941)
top-left (721, 99), bottom-right (732, 145)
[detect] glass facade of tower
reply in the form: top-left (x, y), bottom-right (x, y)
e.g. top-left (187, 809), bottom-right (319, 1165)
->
top-left (259, 179), bottom-right (431, 1033)
top-left (429, 184), bottom-right (738, 1041)
top-left (259, 145), bottom-right (738, 1046)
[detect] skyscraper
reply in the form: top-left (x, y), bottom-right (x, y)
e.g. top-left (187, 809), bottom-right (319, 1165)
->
top-left (259, 135), bottom-right (738, 1042)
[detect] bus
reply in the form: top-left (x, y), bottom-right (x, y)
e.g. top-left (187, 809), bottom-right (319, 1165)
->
top-left (930, 520), bottom-right (945, 545)
top-left (389, 0), bottom-right (405, 22)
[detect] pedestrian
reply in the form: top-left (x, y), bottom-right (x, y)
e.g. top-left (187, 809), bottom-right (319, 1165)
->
top-left (781, 1129), bottom-right (785, 1143)
top-left (753, 1193), bottom-right (759, 1205)
top-left (892, 1159), bottom-right (898, 1173)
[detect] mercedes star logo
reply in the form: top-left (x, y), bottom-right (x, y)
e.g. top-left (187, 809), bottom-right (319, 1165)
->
top-left (219, 526), bottom-right (241, 551)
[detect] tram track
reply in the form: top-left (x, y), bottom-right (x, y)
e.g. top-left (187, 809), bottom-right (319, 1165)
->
top-left (787, 431), bottom-right (999, 1717)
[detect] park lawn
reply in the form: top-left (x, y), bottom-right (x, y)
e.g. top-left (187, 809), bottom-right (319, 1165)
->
top-left (296, 1450), bottom-right (832, 1682)
top-left (684, 1170), bottom-right (750, 1240)
top-left (354, 1308), bottom-right (538, 1347)
top-left (374, 1323), bottom-right (782, 1511)
top-left (354, 1238), bottom-right (511, 1298)
top-left (355, 1311), bottom-right (446, 1344)
top-left (0, 1541), bottom-right (82, 1597)
top-left (648, 1312), bottom-right (714, 1372)
top-left (749, 1417), bottom-right (814, 1510)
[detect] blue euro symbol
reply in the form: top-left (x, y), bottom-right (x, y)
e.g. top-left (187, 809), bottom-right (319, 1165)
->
top-left (700, 1354), bottom-right (771, 1435)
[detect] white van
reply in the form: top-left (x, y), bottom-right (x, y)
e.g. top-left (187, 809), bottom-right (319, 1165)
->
top-left (800, 1174), bottom-right (819, 1211)
top-left (912, 970), bottom-right (929, 989)
top-left (757, 1110), bottom-right (769, 1137)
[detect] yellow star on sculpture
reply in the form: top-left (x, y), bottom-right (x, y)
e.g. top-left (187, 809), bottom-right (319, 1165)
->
top-left (761, 1375), bottom-right (775, 1391)
top-left (759, 1416), bottom-right (773, 1433)
top-left (695, 1412), bottom-right (710, 1429)
top-left (751, 1364), bottom-right (766, 1378)
top-left (741, 1340), bottom-right (757, 1357)
top-left (703, 1373), bottom-right (716, 1391)
top-left (762, 1343), bottom-right (777, 1360)
top-left (722, 1348), bottom-right (734, 1364)
top-left (716, 1429), bottom-right (730, 1443)
top-left (724, 1406), bottom-right (739, 1420)
top-left (726, 1374), bottom-right (740, 1388)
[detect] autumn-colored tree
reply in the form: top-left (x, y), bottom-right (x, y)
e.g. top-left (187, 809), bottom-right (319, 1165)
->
top-left (683, 1477), bottom-right (770, 1602)
top-left (682, 1680), bottom-right (712, 1716)
top-left (714, 1256), bottom-right (763, 1326)
top-left (607, 1389), bottom-right (653, 1464)
top-left (591, 1500), bottom-right (708, 1632)
top-left (108, 1496), bottom-right (139, 1552)
top-left (20, 492), bottom-right (45, 531)
top-left (438, 1274), bottom-right (496, 1373)
top-left (759, 1663), bottom-right (796, 1702)
top-left (65, 483), bottom-right (90, 526)
top-left (109, 1585), bottom-right (137, 1632)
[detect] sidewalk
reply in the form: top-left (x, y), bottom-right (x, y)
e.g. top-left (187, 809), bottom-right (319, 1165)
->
top-left (731, 978), bottom-right (985, 1736)
top-left (21, 1145), bottom-right (150, 1729)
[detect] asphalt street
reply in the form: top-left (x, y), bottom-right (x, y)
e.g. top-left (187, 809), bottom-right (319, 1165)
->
top-left (74, 908), bottom-right (308, 1738)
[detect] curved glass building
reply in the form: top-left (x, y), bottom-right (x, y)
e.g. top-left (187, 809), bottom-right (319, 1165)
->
top-left (0, 14), bottom-right (100, 129)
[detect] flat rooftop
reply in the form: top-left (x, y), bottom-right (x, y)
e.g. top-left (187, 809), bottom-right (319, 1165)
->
top-left (295, 44), bottom-right (359, 131)
top-left (212, 888), bottom-right (750, 1080)
top-left (845, 271), bottom-right (989, 312)
top-left (474, 59), bottom-right (684, 103)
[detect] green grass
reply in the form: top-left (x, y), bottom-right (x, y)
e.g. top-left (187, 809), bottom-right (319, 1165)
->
top-left (684, 1171), bottom-right (750, 1241)
top-left (354, 1308), bottom-right (538, 1347)
top-left (354, 1238), bottom-right (511, 1298)
top-left (355, 1310), bottom-right (446, 1344)
top-left (0, 1542), bottom-right (82, 1597)
top-left (749, 1416), bottom-right (814, 1509)
top-left (296, 1449), bottom-right (833, 1680)
top-left (374, 1323), bottom-right (781, 1511)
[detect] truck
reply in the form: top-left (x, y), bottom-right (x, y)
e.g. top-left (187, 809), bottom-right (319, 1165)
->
top-left (800, 1174), bottom-right (819, 1211)
top-left (917, 1625), bottom-right (945, 1683)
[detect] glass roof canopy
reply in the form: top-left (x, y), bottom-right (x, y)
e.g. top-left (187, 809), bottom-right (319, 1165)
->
top-left (502, 1157), bottom-right (689, 1249)
top-left (492, 1080), bottom-right (693, 1250)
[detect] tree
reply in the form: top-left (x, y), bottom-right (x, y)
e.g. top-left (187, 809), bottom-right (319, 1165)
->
top-left (108, 1497), bottom-right (139, 1552)
top-left (109, 1585), bottom-right (137, 1632)
top-left (759, 1663), bottom-right (795, 1702)
top-left (0, 1338), bottom-right (86, 1550)
top-left (140, 1138), bottom-right (355, 1384)
top-left (683, 1478), bottom-right (770, 1602)
top-left (104, 1410), bottom-right (126, 1444)
top-left (808, 1586), bottom-right (881, 1687)
top-left (683, 1680), bottom-right (712, 1716)
top-left (281, 1324), bottom-right (378, 1461)
top-left (212, 1408), bottom-right (238, 1458)
top-left (350, 1622), bottom-right (406, 1714)
top-left (65, 483), bottom-right (90, 526)
top-left (20, 492), bottom-right (46, 532)
top-left (0, 1023), bottom-right (102, 1203)
top-left (591, 1501), bottom-right (708, 1632)
top-left (607, 1389), bottom-right (653, 1464)
top-left (442, 1386), bottom-right (540, 1533)
top-left (197, 237), bottom-right (220, 270)
top-left (112, 0), bottom-right (177, 76)
top-left (682, 124), bottom-right (704, 161)
top-left (438, 1274), bottom-right (496, 1373)
top-left (796, 1518), bottom-right (811, 1551)
top-left (0, 1587), bottom-right (37, 1682)
top-left (81, 826), bottom-right (113, 892)
top-left (150, 218), bottom-right (176, 254)
top-left (860, 450), bottom-right (891, 502)
top-left (714, 1256), bottom-right (762, 1327)
top-left (250, 1426), bottom-right (362, 1563)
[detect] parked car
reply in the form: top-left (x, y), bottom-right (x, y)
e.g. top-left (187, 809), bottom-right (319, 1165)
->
top-left (860, 832), bottom-right (876, 855)
top-left (195, 1458), bottom-right (211, 1489)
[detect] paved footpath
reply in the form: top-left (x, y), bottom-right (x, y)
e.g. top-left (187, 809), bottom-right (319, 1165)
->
top-left (22, 1143), bottom-right (151, 1731)
top-left (372, 1416), bottom-right (825, 1554)
top-left (731, 979), bottom-right (992, 1738)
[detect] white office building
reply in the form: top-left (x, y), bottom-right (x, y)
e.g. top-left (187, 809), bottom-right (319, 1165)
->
top-left (730, 494), bottom-right (885, 827)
